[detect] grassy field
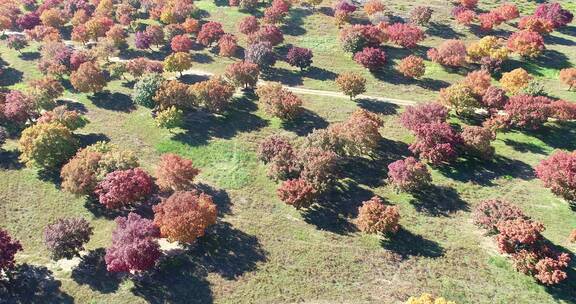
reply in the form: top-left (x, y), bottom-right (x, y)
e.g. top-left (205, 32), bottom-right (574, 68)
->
top-left (1, 0), bottom-right (576, 303)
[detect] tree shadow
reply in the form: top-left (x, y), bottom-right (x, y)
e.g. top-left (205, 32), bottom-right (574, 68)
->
top-left (88, 91), bottom-right (136, 112)
top-left (56, 99), bottom-right (88, 114)
top-left (131, 255), bottom-right (213, 304)
top-left (437, 154), bottom-right (535, 186)
top-left (557, 25), bottom-right (576, 36)
top-left (77, 133), bottom-right (110, 148)
top-left (502, 138), bottom-right (547, 155)
top-left (417, 78), bottom-right (451, 91)
top-left (0, 66), bottom-right (23, 86)
top-left (281, 7), bottom-right (311, 36)
top-left (172, 96), bottom-right (268, 147)
top-left (531, 121), bottom-right (576, 151)
top-left (0, 264), bottom-right (74, 303)
top-left (426, 22), bottom-right (465, 39)
top-left (410, 185), bottom-right (469, 216)
top-left (356, 98), bottom-right (399, 115)
top-left (282, 108), bottom-right (329, 136)
top-left (261, 67), bottom-right (304, 86)
top-left (544, 34), bottom-right (575, 46)
top-left (0, 149), bottom-right (23, 170)
top-left (305, 66), bottom-right (338, 81)
top-left (71, 248), bottom-right (122, 294)
top-left (194, 183), bottom-right (233, 216)
top-left (190, 221), bottom-right (267, 279)
top-left (19, 51), bottom-right (40, 61)
top-left (179, 73), bottom-right (210, 85)
top-left (504, 50), bottom-right (572, 76)
top-left (37, 168), bottom-right (63, 186)
top-left (380, 227), bottom-right (444, 259)
top-left (302, 180), bottom-right (375, 234)
top-left (191, 53), bottom-right (214, 64)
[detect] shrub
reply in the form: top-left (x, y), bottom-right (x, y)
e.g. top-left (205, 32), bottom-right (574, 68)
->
top-left (438, 83), bottom-right (480, 114)
top-left (154, 80), bottom-right (194, 109)
top-left (156, 154), bottom-right (200, 192)
top-left (60, 148), bottom-right (103, 195)
top-left (44, 218), bottom-right (93, 260)
top-left (473, 199), bottom-right (527, 234)
top-left (286, 46), bottom-right (313, 71)
top-left (399, 103), bottom-right (448, 132)
top-left (27, 76), bottom-right (64, 111)
top-left (237, 16), bottom-right (259, 35)
top-left (256, 82), bottom-right (302, 120)
top-left (335, 72), bottom-right (366, 100)
top-left (478, 12), bottom-right (504, 31)
top-left (339, 24), bottom-right (383, 53)
top-left (197, 21), bottom-right (225, 46)
top-left (0, 229), bottom-right (22, 272)
top-left (559, 68), bottom-right (576, 90)
top-left (155, 106), bottom-right (184, 130)
top-left (164, 52), bottom-right (192, 77)
top-left (550, 99), bottom-right (576, 121)
top-left (225, 61), bottom-right (260, 89)
top-left (409, 6), bottom-right (433, 25)
top-left (460, 0), bottom-right (477, 9)
top-left (427, 40), bottom-right (467, 67)
top-left (467, 36), bottom-right (509, 63)
top-left (218, 34), bottom-right (238, 57)
top-left (481, 86), bottom-right (508, 110)
top-left (498, 3), bottom-right (519, 21)
top-left (507, 30), bottom-right (545, 58)
top-left (387, 157), bottom-right (431, 192)
top-left (357, 196), bottom-right (400, 234)
top-left (70, 62), bottom-right (107, 94)
top-left (455, 9), bottom-right (476, 25)
top-left (386, 23), bottom-right (425, 48)
top-left (299, 147), bottom-right (339, 192)
top-left (190, 78), bottom-right (235, 113)
top-left (500, 68), bottom-right (532, 95)
top-left (534, 256), bottom-right (571, 285)
top-left (95, 146), bottom-right (140, 180)
top-left (330, 109), bottom-right (383, 157)
top-left (95, 168), bottom-right (154, 209)
top-left (463, 69), bottom-right (491, 96)
top-left (397, 55), bottom-right (425, 79)
top-left (3, 90), bottom-right (36, 124)
top-left (170, 34), bottom-right (193, 53)
top-left (518, 16), bottom-right (554, 34)
top-left (536, 150), bottom-right (576, 201)
top-left (182, 18), bottom-right (200, 34)
top-left (153, 190), bottom-right (217, 243)
top-left (534, 2), bottom-right (574, 29)
top-left (496, 219), bottom-right (545, 254)
top-left (520, 80), bottom-right (546, 97)
top-left (257, 135), bottom-right (294, 163)
top-left (461, 126), bottom-right (495, 158)
top-left (37, 105), bottom-right (87, 131)
top-left (245, 42), bottom-right (276, 68)
top-left (132, 73), bottom-right (164, 108)
top-left (353, 47), bottom-right (386, 70)
top-left (410, 122), bottom-right (461, 165)
top-left (406, 293), bottom-right (456, 304)
top-left (334, 0), bottom-right (356, 14)
top-left (18, 123), bottom-right (78, 169)
top-left (504, 95), bottom-right (553, 130)
top-left (277, 178), bottom-right (317, 209)
top-left (105, 213), bottom-right (161, 273)
top-left (363, 0), bottom-right (385, 16)
top-left (267, 147), bottom-right (301, 180)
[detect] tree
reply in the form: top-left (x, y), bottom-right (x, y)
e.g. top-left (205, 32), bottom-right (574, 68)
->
top-left (155, 106), bottom-right (184, 131)
top-left (6, 35), bottom-right (28, 53)
top-left (164, 24), bottom-right (185, 41)
top-left (40, 8), bottom-right (66, 28)
top-left (18, 123), bottom-right (78, 169)
top-left (363, 0), bottom-right (385, 16)
top-left (70, 62), bottom-right (107, 94)
top-left (500, 68), bottom-right (533, 95)
top-left (267, 146), bottom-right (300, 180)
top-left (518, 16), bottom-right (554, 34)
top-left (507, 30), bottom-right (545, 58)
top-left (132, 73), bottom-right (164, 108)
top-left (481, 86), bottom-right (508, 111)
top-left (170, 34), bottom-right (192, 53)
top-left (497, 3), bottom-right (519, 21)
top-left (461, 126), bottom-right (495, 159)
top-left (0, 229), bottom-right (22, 273)
top-left (85, 17), bottom-right (114, 40)
top-left (153, 80), bottom-right (194, 109)
top-left (26, 76), bottom-right (63, 111)
top-left (478, 12), bottom-right (504, 31)
top-left (248, 24), bottom-right (284, 46)
top-left (464, 69), bottom-right (491, 96)
top-left (17, 12), bottom-right (40, 30)
top-left (472, 199), bottom-right (527, 234)
top-left (196, 21), bottom-right (224, 46)
top-left (164, 52), bottom-right (192, 77)
top-left (335, 72), bottom-right (366, 100)
top-left (397, 55), bottom-right (425, 79)
top-left (357, 196), bottom-right (400, 234)
top-left (37, 106), bottom-right (87, 131)
top-left (551, 99), bottom-right (576, 121)
top-left (427, 40), bottom-right (467, 67)
top-left (559, 68), bottom-right (576, 90)
top-left (329, 109), bottom-right (383, 157)
top-left (386, 23), bottom-right (425, 48)
top-left (60, 148), bottom-right (103, 195)
top-left (135, 31), bottom-right (152, 49)
top-left (504, 95), bottom-right (553, 130)
top-left (460, 0), bottom-right (477, 9)
top-left (256, 82), bottom-right (302, 120)
top-left (245, 42), bottom-right (276, 68)
top-left (190, 77), bottom-right (235, 113)
top-left (467, 36), bottom-right (509, 63)
top-left (105, 212), bottom-right (161, 273)
top-left (3, 90), bottom-right (36, 124)
top-left (224, 61), bottom-right (260, 89)
top-left (126, 58), bottom-right (163, 78)
top-left (406, 294), bottom-right (456, 304)
top-left (535, 150), bottom-right (576, 201)
top-left (44, 218), bottom-right (93, 260)
top-left (264, 0), bottom-right (290, 24)
top-left (182, 18), bottom-right (200, 34)
top-left (237, 15), bottom-right (259, 35)
top-left (454, 8), bottom-right (476, 25)
top-left (95, 168), bottom-right (154, 209)
top-left (286, 46), bottom-right (313, 71)
top-left (153, 190), bottom-right (217, 243)
top-left (72, 24), bottom-right (90, 44)
top-left (333, 0), bottom-right (356, 14)
top-left (534, 2), bottom-right (573, 29)
top-left (298, 147), bottom-right (339, 192)
top-left (145, 24), bottom-right (165, 47)
top-left (69, 50), bottom-right (93, 71)
top-left (339, 24), bottom-right (383, 53)
top-left (399, 102), bottom-right (448, 132)
top-left (257, 135), bottom-right (294, 163)
top-left (353, 47), bottom-right (386, 70)
top-left (438, 83), bottom-right (480, 114)
top-left (409, 122), bottom-right (461, 165)
top-left (387, 157), bottom-right (431, 192)
top-left (38, 41), bottom-right (71, 77)
top-left (409, 6), bottom-right (432, 25)
top-left (277, 178), bottom-right (317, 209)
top-left (156, 154), bottom-right (200, 192)
top-left (218, 34), bottom-right (238, 57)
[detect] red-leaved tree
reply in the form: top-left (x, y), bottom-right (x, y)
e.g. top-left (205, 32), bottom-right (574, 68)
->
top-left (387, 157), bottom-right (431, 192)
top-left (95, 168), bottom-right (154, 209)
top-left (357, 196), bottom-right (400, 234)
top-left (156, 153), bottom-right (200, 192)
top-left (535, 150), bottom-right (576, 202)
